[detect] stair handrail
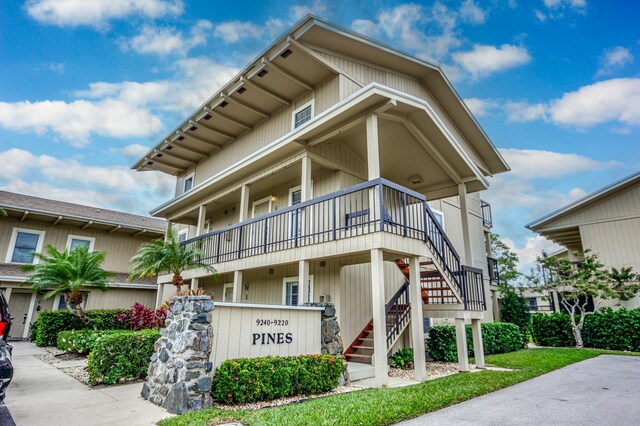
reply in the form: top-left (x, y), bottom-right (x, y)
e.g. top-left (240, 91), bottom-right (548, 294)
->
top-left (384, 281), bottom-right (411, 348)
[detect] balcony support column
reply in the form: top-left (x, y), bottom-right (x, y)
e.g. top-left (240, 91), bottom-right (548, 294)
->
top-left (190, 278), bottom-right (199, 291)
top-left (196, 205), bottom-right (207, 236)
top-left (298, 260), bottom-right (309, 305)
top-left (155, 283), bottom-right (165, 308)
top-left (455, 317), bottom-right (470, 372)
top-left (458, 183), bottom-right (474, 265)
top-left (370, 248), bottom-right (388, 387)
top-left (301, 155), bottom-right (312, 202)
top-left (471, 318), bottom-right (486, 369)
top-left (409, 256), bottom-right (427, 381)
top-left (239, 184), bottom-right (250, 222)
top-left (233, 270), bottom-right (243, 302)
top-left (366, 113), bottom-right (380, 179)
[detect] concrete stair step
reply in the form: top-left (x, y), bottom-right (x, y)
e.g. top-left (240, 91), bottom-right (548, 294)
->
top-left (347, 362), bottom-right (376, 381)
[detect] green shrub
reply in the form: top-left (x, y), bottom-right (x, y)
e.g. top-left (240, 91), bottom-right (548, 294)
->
top-left (389, 348), bottom-right (415, 369)
top-left (87, 329), bottom-right (160, 385)
top-left (530, 313), bottom-right (574, 347)
top-left (498, 286), bottom-right (531, 341)
top-left (582, 308), bottom-right (640, 351)
top-left (212, 354), bottom-right (345, 404)
top-left (34, 309), bottom-right (128, 347)
top-left (56, 329), bottom-right (130, 354)
top-left (427, 322), bottom-right (524, 362)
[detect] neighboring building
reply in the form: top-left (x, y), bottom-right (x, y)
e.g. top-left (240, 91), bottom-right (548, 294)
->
top-left (0, 191), bottom-right (166, 340)
top-left (527, 171), bottom-right (640, 309)
top-left (134, 17), bottom-right (509, 385)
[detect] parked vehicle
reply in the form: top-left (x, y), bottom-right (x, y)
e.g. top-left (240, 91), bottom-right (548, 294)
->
top-left (0, 292), bottom-right (11, 342)
top-left (0, 340), bottom-right (12, 404)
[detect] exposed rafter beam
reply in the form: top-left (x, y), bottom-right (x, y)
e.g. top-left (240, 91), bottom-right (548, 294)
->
top-left (147, 154), bottom-right (186, 172)
top-left (261, 57), bottom-right (313, 91)
top-left (189, 119), bottom-right (236, 142)
top-left (307, 152), bottom-right (367, 181)
top-left (154, 149), bottom-right (195, 165)
top-left (133, 229), bottom-right (147, 237)
top-left (166, 142), bottom-right (208, 158)
top-left (52, 216), bottom-right (63, 226)
top-left (108, 225), bottom-right (121, 234)
top-left (177, 130), bottom-right (223, 149)
top-left (307, 116), bottom-right (366, 146)
top-left (287, 38), bottom-right (364, 87)
top-left (222, 95), bottom-right (270, 119)
top-left (20, 211), bottom-right (29, 222)
top-left (203, 107), bottom-right (252, 131)
top-left (81, 220), bottom-right (93, 230)
top-left (240, 76), bottom-right (291, 106)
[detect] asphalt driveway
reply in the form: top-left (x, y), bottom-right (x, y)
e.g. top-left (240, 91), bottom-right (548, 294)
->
top-left (397, 355), bottom-right (640, 426)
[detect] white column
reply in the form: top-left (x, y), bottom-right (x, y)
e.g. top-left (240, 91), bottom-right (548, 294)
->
top-left (455, 317), bottom-right (470, 372)
top-left (409, 256), bottom-right (427, 381)
top-left (190, 277), bottom-right (199, 291)
top-left (23, 293), bottom-right (37, 339)
top-left (3, 287), bottom-right (12, 303)
top-left (471, 319), bottom-right (485, 369)
top-left (366, 114), bottom-right (380, 179)
top-left (239, 185), bottom-right (250, 222)
top-left (370, 248), bottom-right (388, 387)
top-left (165, 221), bottom-right (173, 242)
top-left (197, 205), bottom-right (207, 236)
top-left (298, 260), bottom-right (309, 306)
top-left (155, 283), bottom-right (165, 308)
top-left (301, 156), bottom-right (312, 202)
top-left (233, 270), bottom-right (243, 302)
top-left (492, 290), bottom-right (500, 321)
top-left (458, 183), bottom-right (473, 265)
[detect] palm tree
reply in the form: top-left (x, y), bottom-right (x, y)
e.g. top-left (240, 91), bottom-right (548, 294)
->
top-left (23, 245), bottom-right (111, 323)
top-left (129, 228), bottom-right (215, 290)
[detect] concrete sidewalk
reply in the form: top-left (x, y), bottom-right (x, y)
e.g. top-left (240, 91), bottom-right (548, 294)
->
top-left (4, 341), bottom-right (173, 426)
top-left (397, 355), bottom-right (640, 426)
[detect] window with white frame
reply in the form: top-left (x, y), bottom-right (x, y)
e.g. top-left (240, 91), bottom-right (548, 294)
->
top-left (66, 235), bottom-right (95, 252)
top-left (222, 283), bottom-right (234, 302)
top-left (282, 276), bottom-right (314, 306)
top-left (431, 208), bottom-right (445, 228)
top-left (177, 229), bottom-right (189, 243)
top-left (292, 101), bottom-right (313, 129)
top-left (183, 173), bottom-right (194, 193)
top-left (6, 228), bottom-right (45, 264)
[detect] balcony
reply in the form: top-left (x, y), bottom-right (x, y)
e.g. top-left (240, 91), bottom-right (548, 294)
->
top-left (487, 256), bottom-right (500, 285)
top-left (481, 200), bottom-right (493, 228)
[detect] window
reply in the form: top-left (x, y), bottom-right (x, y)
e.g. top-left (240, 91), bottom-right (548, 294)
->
top-left (177, 229), bottom-right (188, 243)
top-left (183, 173), bottom-right (194, 193)
top-left (292, 101), bottom-right (313, 128)
top-left (282, 276), bottom-right (314, 306)
top-left (430, 208), bottom-right (445, 228)
top-left (6, 228), bottom-right (45, 264)
top-left (222, 283), bottom-right (234, 302)
top-left (252, 196), bottom-right (273, 218)
top-left (528, 298), bottom-right (538, 311)
top-left (66, 235), bottom-right (95, 252)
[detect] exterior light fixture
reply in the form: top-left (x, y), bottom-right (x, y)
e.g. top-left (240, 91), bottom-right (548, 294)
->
top-left (408, 175), bottom-right (423, 185)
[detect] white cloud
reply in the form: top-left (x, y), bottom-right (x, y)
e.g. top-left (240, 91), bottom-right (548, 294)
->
top-left (537, 0), bottom-right (587, 20)
top-left (503, 235), bottom-right (563, 272)
top-left (213, 18), bottom-right (285, 43)
top-left (504, 101), bottom-right (548, 122)
top-left (0, 148), bottom-right (173, 214)
top-left (452, 43), bottom-right (531, 78)
top-left (543, 0), bottom-right (587, 10)
top-left (290, 0), bottom-right (329, 21)
top-left (534, 9), bottom-right (547, 21)
top-left (499, 148), bottom-right (618, 179)
top-left (114, 143), bottom-right (150, 158)
top-left (464, 97), bottom-right (497, 117)
top-left (550, 78), bottom-right (640, 127)
top-left (121, 20), bottom-right (212, 56)
top-left (459, 0), bottom-right (487, 24)
top-left (352, 19), bottom-right (381, 38)
top-left (0, 99), bottom-right (162, 147)
top-left (596, 46), bottom-right (634, 77)
top-left (25, 0), bottom-right (184, 28)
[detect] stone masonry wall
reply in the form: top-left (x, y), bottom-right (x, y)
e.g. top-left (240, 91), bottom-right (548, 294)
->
top-left (142, 296), bottom-right (214, 414)
top-left (305, 302), bottom-right (344, 355)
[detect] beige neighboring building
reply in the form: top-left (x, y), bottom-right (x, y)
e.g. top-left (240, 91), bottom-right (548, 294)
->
top-left (527, 171), bottom-right (640, 309)
top-left (0, 191), bottom-right (166, 340)
top-left (134, 17), bottom-right (509, 385)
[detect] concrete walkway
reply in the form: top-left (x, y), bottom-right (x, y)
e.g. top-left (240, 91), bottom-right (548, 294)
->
top-left (397, 355), bottom-right (640, 426)
top-left (4, 341), bottom-right (173, 426)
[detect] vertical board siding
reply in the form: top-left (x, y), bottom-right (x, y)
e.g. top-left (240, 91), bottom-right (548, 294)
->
top-left (85, 288), bottom-right (156, 309)
top-left (308, 141), bottom-right (367, 177)
top-left (209, 304), bottom-right (322, 368)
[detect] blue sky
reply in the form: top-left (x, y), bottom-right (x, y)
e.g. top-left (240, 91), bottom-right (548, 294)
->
top-left (0, 0), bottom-right (638, 270)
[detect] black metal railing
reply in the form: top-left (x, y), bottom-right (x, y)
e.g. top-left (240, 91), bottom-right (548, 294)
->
top-left (487, 256), bottom-right (500, 285)
top-left (460, 266), bottom-right (486, 311)
top-left (481, 200), bottom-right (492, 228)
top-left (385, 281), bottom-right (411, 348)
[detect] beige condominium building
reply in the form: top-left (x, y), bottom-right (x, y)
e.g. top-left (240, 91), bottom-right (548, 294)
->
top-left (0, 191), bottom-right (166, 340)
top-left (527, 171), bottom-right (640, 309)
top-left (134, 16), bottom-right (510, 385)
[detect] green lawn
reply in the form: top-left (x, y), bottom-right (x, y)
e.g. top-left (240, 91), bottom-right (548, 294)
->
top-left (158, 348), bottom-right (638, 426)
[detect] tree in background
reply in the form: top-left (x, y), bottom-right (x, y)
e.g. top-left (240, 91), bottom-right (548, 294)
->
top-left (23, 245), bottom-right (110, 323)
top-left (531, 250), bottom-right (640, 348)
top-left (490, 233), bottom-right (530, 339)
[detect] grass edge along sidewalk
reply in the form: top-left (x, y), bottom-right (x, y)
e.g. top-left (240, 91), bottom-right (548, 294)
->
top-left (158, 348), bottom-right (639, 426)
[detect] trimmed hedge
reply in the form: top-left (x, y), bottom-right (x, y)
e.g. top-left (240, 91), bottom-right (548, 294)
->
top-left (532, 308), bottom-right (640, 351)
top-left (34, 309), bottom-right (128, 347)
top-left (56, 329), bottom-right (131, 354)
top-left (530, 313), bottom-right (574, 347)
top-left (212, 354), bottom-right (345, 403)
top-left (87, 329), bottom-right (160, 385)
top-left (427, 322), bottom-right (524, 362)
